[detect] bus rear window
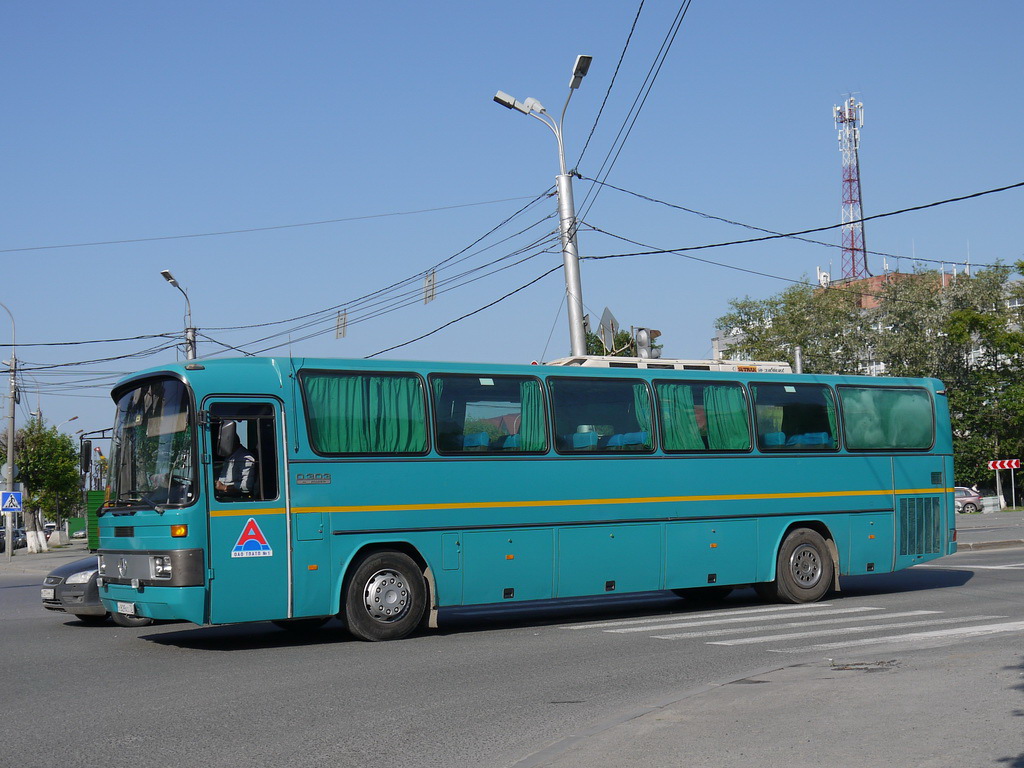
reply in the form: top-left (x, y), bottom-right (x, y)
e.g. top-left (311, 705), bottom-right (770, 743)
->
top-left (838, 386), bottom-right (933, 450)
top-left (751, 383), bottom-right (838, 451)
top-left (301, 371), bottom-right (428, 455)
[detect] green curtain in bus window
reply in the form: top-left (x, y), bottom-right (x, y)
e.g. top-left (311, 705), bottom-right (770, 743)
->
top-left (370, 376), bottom-right (426, 453)
top-left (704, 385), bottom-right (749, 450)
top-left (518, 379), bottom-right (546, 451)
top-left (305, 374), bottom-right (370, 453)
top-left (632, 383), bottom-right (654, 447)
top-left (887, 389), bottom-right (932, 448)
top-left (658, 384), bottom-right (704, 451)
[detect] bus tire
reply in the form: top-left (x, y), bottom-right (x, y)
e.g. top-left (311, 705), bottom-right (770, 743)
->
top-left (111, 611), bottom-right (154, 628)
top-left (344, 551), bottom-right (426, 642)
top-left (760, 528), bottom-right (833, 604)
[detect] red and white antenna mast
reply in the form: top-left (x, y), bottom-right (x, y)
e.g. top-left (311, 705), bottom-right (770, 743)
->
top-left (834, 96), bottom-right (870, 280)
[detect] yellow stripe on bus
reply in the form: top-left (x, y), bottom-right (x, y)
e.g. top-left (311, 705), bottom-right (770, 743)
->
top-left (208, 487), bottom-right (952, 517)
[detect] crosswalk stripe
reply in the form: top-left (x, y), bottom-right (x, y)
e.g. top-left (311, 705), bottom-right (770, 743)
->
top-left (652, 610), bottom-right (940, 640)
top-left (609, 606), bottom-right (883, 635)
top-left (564, 602), bottom-right (835, 631)
top-left (777, 619), bottom-right (1024, 652)
top-left (708, 615), bottom-right (1005, 646)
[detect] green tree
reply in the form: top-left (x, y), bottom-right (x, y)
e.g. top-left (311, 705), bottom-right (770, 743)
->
top-left (0, 416), bottom-right (81, 548)
top-left (586, 330), bottom-right (639, 356)
top-left (714, 265), bottom-right (1024, 487)
top-left (716, 280), bottom-right (871, 373)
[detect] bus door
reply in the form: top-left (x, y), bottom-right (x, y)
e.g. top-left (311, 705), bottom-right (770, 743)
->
top-left (203, 398), bottom-right (290, 624)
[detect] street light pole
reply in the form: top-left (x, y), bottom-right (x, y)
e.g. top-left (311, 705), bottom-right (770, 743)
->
top-left (160, 269), bottom-right (197, 360)
top-left (494, 54), bottom-right (593, 358)
top-left (0, 302), bottom-right (15, 562)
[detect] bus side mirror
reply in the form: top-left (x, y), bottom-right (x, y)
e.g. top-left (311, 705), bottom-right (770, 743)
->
top-left (81, 440), bottom-right (92, 474)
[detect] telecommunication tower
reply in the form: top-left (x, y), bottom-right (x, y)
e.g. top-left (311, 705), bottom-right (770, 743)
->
top-left (834, 97), bottom-right (869, 280)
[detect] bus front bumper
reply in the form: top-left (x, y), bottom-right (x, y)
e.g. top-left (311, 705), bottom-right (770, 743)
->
top-left (99, 582), bottom-right (207, 625)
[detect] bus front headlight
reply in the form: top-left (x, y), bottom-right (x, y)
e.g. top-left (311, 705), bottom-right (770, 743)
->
top-left (151, 556), bottom-right (173, 578)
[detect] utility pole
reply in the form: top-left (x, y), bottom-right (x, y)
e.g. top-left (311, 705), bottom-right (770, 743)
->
top-left (494, 55), bottom-right (593, 357)
top-left (0, 302), bottom-right (15, 563)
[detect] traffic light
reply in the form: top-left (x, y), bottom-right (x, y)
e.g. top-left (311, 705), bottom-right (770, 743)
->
top-left (636, 328), bottom-right (662, 359)
top-left (80, 440), bottom-right (92, 475)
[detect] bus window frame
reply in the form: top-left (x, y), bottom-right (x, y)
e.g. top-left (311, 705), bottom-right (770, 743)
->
top-left (547, 375), bottom-right (658, 456)
top-left (107, 373), bottom-right (200, 510)
top-left (428, 372), bottom-right (550, 456)
top-left (297, 369), bottom-right (432, 458)
top-left (653, 378), bottom-right (754, 454)
top-left (836, 384), bottom-right (936, 452)
top-left (205, 398), bottom-right (283, 504)
top-left (750, 381), bottom-right (842, 453)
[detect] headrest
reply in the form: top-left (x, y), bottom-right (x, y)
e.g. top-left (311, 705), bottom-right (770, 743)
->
top-left (217, 421), bottom-right (238, 457)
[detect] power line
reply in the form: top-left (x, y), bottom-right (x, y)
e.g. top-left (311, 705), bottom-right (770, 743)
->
top-left (585, 180), bottom-right (1024, 261)
top-left (365, 265), bottom-right (564, 359)
top-left (0, 194), bottom-right (543, 255)
top-left (576, 0), bottom-right (694, 220)
top-left (581, 176), bottom-right (1009, 269)
top-left (575, 0), bottom-right (646, 169)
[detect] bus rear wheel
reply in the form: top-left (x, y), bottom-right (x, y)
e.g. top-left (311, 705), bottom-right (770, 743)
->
top-left (757, 528), bottom-right (833, 604)
top-left (344, 551), bottom-right (426, 642)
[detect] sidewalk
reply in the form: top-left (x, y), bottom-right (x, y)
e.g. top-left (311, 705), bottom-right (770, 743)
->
top-left (0, 537), bottom-right (92, 576)
top-left (952, 506), bottom-right (1024, 550)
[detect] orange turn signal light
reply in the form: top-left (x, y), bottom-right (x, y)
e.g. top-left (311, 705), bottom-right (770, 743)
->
top-left (171, 525), bottom-right (188, 538)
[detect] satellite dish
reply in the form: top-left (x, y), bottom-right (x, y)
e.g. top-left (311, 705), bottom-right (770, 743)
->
top-left (818, 271), bottom-right (831, 288)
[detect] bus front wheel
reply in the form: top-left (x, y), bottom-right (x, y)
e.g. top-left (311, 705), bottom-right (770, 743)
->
top-left (757, 528), bottom-right (833, 604)
top-left (344, 551), bottom-right (426, 642)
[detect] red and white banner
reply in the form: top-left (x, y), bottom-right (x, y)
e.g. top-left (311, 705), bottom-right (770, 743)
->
top-left (988, 459), bottom-right (1020, 470)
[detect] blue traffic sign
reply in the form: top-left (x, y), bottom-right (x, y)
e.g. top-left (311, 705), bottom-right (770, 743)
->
top-left (2, 491), bottom-right (23, 513)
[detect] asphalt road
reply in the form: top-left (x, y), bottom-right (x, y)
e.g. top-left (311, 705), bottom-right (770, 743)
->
top-left (2, 543), bottom-right (1023, 768)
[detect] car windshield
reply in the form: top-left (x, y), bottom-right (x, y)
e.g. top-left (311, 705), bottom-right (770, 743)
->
top-left (107, 378), bottom-right (196, 508)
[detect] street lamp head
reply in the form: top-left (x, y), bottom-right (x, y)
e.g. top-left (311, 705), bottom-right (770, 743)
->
top-left (522, 97), bottom-right (546, 115)
top-left (569, 55), bottom-right (593, 89)
top-left (160, 269), bottom-right (180, 289)
top-left (494, 91), bottom-right (532, 115)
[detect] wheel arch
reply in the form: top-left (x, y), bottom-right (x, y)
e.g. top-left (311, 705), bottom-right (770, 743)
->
top-left (338, 541), bottom-right (438, 627)
top-left (770, 520), bottom-right (841, 592)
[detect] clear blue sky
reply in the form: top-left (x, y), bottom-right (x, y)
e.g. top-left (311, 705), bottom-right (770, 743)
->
top-left (2, 1), bottom-right (1022, 437)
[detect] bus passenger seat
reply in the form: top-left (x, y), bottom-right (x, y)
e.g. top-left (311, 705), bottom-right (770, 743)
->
top-left (463, 432), bottom-right (491, 451)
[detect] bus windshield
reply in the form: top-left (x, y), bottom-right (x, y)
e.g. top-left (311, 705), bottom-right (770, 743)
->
top-left (107, 378), bottom-right (196, 508)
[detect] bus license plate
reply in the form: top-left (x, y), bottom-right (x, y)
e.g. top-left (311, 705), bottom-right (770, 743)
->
top-left (41, 588), bottom-right (54, 600)
top-left (117, 601), bottom-right (136, 616)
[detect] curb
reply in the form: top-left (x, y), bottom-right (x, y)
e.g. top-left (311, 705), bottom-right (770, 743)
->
top-left (957, 539), bottom-right (1024, 551)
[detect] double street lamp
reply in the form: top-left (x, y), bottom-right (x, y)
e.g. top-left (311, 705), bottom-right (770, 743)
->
top-left (160, 269), bottom-right (197, 360)
top-left (494, 54), bottom-right (593, 357)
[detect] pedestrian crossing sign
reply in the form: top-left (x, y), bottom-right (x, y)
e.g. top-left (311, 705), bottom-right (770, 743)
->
top-left (2, 491), bottom-right (22, 513)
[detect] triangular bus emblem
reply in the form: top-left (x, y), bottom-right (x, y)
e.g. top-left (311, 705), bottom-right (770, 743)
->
top-left (231, 518), bottom-right (273, 558)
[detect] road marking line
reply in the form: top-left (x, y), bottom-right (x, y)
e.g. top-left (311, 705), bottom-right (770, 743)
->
top-left (564, 603), bottom-right (835, 631)
top-left (609, 607), bottom-right (883, 635)
top-left (773, 619), bottom-right (1024, 652)
top-left (708, 615), bottom-right (1004, 646)
top-left (915, 563), bottom-right (1024, 570)
top-left (652, 610), bottom-right (939, 640)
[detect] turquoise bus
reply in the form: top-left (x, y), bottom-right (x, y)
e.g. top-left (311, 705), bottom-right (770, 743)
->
top-left (96, 356), bottom-right (956, 641)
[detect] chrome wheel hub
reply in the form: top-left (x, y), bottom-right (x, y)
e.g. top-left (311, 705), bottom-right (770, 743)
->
top-left (363, 569), bottom-right (410, 623)
top-left (789, 543), bottom-right (822, 588)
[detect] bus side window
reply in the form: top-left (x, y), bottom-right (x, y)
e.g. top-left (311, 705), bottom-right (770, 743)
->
top-left (209, 403), bottom-right (279, 502)
top-left (751, 383), bottom-right (839, 452)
